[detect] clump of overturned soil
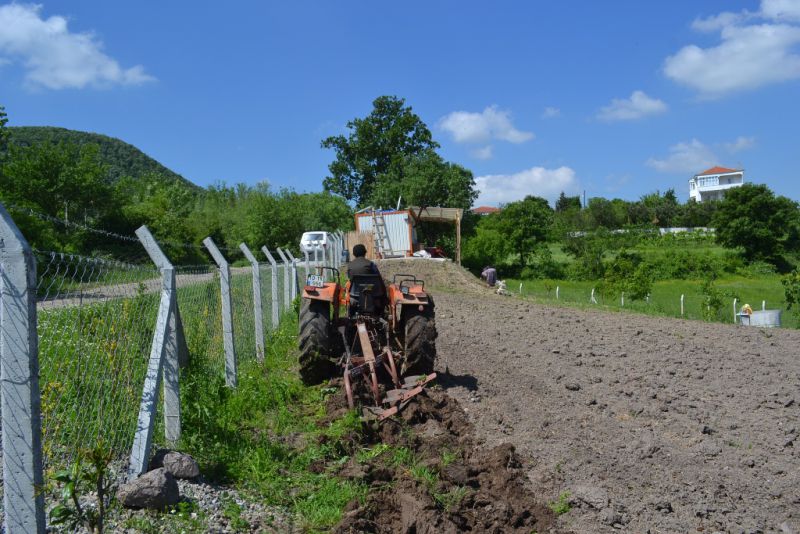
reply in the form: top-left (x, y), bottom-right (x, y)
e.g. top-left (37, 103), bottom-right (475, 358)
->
top-left (333, 389), bottom-right (562, 533)
top-left (375, 258), bottom-right (488, 294)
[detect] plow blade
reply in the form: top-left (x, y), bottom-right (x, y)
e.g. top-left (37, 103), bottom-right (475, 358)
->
top-left (362, 372), bottom-right (437, 421)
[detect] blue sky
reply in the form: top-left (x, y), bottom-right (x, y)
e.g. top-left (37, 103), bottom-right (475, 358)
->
top-left (1, 0), bottom-right (799, 206)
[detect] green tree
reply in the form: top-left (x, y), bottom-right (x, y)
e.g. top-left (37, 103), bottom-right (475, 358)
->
top-left (461, 213), bottom-right (510, 272)
top-left (587, 197), bottom-right (626, 229)
top-left (322, 96), bottom-right (439, 206)
top-left (555, 191), bottom-right (581, 213)
top-left (497, 195), bottom-right (553, 268)
top-left (0, 141), bottom-right (112, 252)
top-left (370, 151), bottom-right (477, 210)
top-left (712, 184), bottom-right (800, 267)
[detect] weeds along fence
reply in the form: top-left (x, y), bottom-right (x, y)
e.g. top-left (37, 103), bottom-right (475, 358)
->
top-left (0, 202), bottom-right (347, 533)
top-left (514, 279), bottom-right (791, 326)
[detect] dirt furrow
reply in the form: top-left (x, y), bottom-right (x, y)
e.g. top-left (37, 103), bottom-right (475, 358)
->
top-left (435, 291), bottom-right (800, 533)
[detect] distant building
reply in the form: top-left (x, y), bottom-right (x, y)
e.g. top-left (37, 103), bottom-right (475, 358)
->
top-left (689, 166), bottom-right (744, 202)
top-left (472, 206), bottom-right (501, 216)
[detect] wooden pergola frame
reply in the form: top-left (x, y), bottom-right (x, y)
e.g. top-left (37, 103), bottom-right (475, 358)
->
top-left (407, 206), bottom-right (464, 264)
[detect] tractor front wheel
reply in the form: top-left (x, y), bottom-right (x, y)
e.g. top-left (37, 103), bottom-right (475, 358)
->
top-left (298, 298), bottom-right (336, 385)
top-left (402, 306), bottom-right (437, 375)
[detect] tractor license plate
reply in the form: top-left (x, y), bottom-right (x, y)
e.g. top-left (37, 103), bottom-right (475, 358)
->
top-left (306, 274), bottom-right (325, 288)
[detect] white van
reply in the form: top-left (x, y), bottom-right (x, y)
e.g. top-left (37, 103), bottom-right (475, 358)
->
top-left (300, 231), bottom-right (330, 253)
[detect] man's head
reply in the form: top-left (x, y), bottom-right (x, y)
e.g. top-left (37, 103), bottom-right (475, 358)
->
top-left (353, 244), bottom-right (367, 258)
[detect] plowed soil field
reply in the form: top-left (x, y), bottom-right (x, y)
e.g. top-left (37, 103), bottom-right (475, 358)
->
top-left (378, 259), bottom-right (800, 534)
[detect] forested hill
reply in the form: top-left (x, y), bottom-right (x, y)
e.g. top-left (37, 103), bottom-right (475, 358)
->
top-left (8, 126), bottom-right (197, 189)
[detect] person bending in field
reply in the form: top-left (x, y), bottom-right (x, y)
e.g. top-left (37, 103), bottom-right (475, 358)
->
top-left (481, 266), bottom-right (497, 287)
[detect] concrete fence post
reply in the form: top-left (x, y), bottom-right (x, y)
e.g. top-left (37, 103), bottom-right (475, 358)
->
top-left (621, 292), bottom-right (625, 307)
top-left (261, 247), bottom-right (280, 328)
top-left (0, 203), bottom-right (46, 533)
top-left (590, 288), bottom-right (597, 304)
top-left (733, 298), bottom-right (738, 324)
top-left (681, 294), bottom-right (685, 316)
top-left (239, 243), bottom-right (265, 362)
top-left (285, 250), bottom-right (298, 301)
top-left (276, 248), bottom-right (291, 310)
top-left (128, 227), bottom-right (180, 477)
top-left (762, 300), bottom-right (766, 311)
top-left (136, 226), bottom-right (184, 447)
top-left (556, 286), bottom-right (560, 300)
top-left (204, 238), bottom-right (237, 388)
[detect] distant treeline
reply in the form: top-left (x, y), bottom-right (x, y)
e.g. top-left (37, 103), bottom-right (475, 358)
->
top-left (0, 112), bottom-right (352, 264)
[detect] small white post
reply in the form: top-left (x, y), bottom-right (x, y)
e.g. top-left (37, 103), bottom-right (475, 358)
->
top-left (762, 300), bottom-right (766, 311)
top-left (590, 288), bottom-right (597, 304)
top-left (733, 298), bottom-right (738, 323)
top-left (680, 294), bottom-right (685, 316)
top-left (646, 293), bottom-right (650, 303)
top-left (519, 282), bottom-right (522, 295)
top-left (621, 292), bottom-right (624, 307)
top-left (556, 286), bottom-right (560, 300)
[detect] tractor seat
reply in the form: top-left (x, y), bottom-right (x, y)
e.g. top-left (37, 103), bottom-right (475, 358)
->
top-left (349, 274), bottom-right (386, 315)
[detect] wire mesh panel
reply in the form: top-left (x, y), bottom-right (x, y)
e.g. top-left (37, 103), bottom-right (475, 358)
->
top-left (230, 268), bottom-right (257, 362)
top-left (276, 263), bottom-right (286, 313)
top-left (35, 251), bottom-right (161, 469)
top-left (259, 264), bottom-right (278, 331)
top-left (175, 265), bottom-right (225, 379)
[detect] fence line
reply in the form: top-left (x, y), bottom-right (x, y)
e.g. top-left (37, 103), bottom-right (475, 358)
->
top-left (516, 282), bottom-right (787, 326)
top-left (0, 200), bottom-right (344, 532)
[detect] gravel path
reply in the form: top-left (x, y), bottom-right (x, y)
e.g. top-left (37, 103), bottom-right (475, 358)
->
top-left (433, 291), bottom-right (800, 533)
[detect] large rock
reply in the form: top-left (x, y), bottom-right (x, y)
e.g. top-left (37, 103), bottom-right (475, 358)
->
top-left (163, 451), bottom-right (200, 480)
top-left (117, 468), bottom-right (180, 509)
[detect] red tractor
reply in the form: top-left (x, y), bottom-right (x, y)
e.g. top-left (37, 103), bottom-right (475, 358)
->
top-left (298, 267), bottom-right (437, 419)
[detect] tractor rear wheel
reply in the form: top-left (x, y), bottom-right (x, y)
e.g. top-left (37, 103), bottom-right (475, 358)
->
top-left (298, 298), bottom-right (336, 385)
top-left (402, 306), bottom-right (437, 375)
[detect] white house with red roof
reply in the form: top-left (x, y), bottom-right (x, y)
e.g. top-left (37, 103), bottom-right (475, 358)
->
top-left (688, 166), bottom-right (744, 202)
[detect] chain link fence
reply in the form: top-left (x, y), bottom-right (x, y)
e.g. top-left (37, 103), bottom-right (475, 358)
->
top-left (36, 251), bottom-right (161, 469)
top-left (0, 202), bottom-right (346, 532)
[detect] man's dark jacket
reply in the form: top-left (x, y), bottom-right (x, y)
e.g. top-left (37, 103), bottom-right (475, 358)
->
top-left (346, 256), bottom-right (380, 279)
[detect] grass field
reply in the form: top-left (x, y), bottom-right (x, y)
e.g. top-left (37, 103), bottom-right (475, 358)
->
top-left (507, 275), bottom-right (795, 327)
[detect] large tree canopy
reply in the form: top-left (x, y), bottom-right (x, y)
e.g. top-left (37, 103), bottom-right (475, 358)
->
top-left (322, 96), bottom-right (439, 206)
top-left (712, 183), bottom-right (800, 267)
top-left (370, 151), bottom-right (477, 211)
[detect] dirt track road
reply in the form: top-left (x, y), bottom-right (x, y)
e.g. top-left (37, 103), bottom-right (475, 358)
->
top-left (376, 260), bottom-right (800, 533)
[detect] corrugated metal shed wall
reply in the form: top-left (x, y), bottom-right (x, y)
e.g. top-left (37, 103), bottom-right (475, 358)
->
top-left (356, 211), bottom-right (412, 256)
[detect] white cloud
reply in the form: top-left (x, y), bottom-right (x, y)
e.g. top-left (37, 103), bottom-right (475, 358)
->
top-left (0, 3), bottom-right (154, 89)
top-left (542, 106), bottom-right (561, 119)
top-left (761, 0), bottom-right (800, 21)
top-left (666, 1), bottom-right (800, 97)
top-left (646, 139), bottom-right (717, 174)
top-left (596, 91), bottom-right (668, 121)
top-left (475, 166), bottom-right (577, 206)
top-left (438, 105), bottom-right (534, 145)
top-left (722, 135), bottom-right (756, 153)
top-left (470, 145), bottom-right (493, 160)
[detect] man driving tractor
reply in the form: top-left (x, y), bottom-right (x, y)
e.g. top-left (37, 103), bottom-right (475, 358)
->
top-left (346, 244), bottom-right (381, 278)
top-left (346, 244), bottom-right (386, 314)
